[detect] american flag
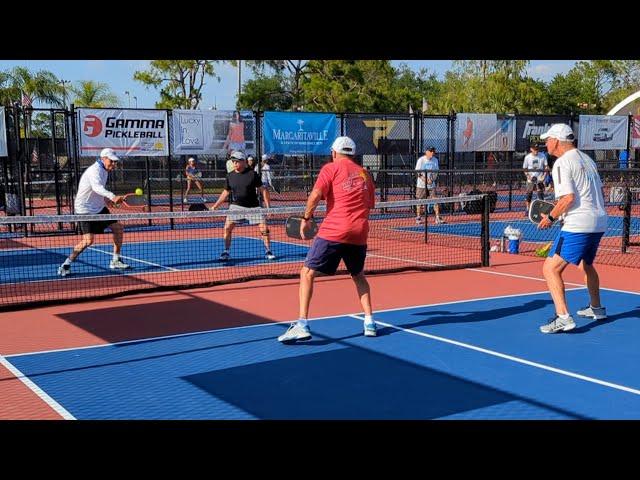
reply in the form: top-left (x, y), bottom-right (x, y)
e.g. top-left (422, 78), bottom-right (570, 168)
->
top-left (21, 92), bottom-right (33, 108)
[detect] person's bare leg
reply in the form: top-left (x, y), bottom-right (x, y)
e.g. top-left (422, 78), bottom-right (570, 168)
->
top-left (543, 254), bottom-right (570, 315)
top-left (223, 221), bottom-right (235, 251)
top-left (69, 233), bottom-right (94, 261)
top-left (579, 260), bottom-right (601, 308)
top-left (259, 222), bottom-right (272, 252)
top-left (110, 222), bottom-right (123, 255)
top-left (352, 272), bottom-right (372, 316)
top-left (299, 266), bottom-right (317, 320)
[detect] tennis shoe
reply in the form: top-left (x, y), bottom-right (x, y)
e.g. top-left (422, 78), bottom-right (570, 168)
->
top-left (415, 216), bottom-right (422, 224)
top-left (540, 315), bottom-right (575, 334)
top-left (219, 251), bottom-right (230, 261)
top-left (58, 264), bottom-right (71, 277)
top-left (110, 259), bottom-right (130, 270)
top-left (278, 323), bottom-right (312, 343)
top-left (577, 305), bottom-right (607, 320)
top-left (435, 217), bottom-right (446, 224)
top-left (364, 322), bottom-right (377, 337)
top-left (265, 251), bottom-right (276, 260)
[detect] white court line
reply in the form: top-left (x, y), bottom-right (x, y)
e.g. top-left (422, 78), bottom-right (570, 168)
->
top-left (7, 289), bottom-right (571, 358)
top-left (348, 314), bottom-right (640, 397)
top-left (0, 354), bottom-right (75, 420)
top-left (88, 247), bottom-right (181, 272)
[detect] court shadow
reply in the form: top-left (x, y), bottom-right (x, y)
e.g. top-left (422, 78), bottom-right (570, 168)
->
top-left (185, 347), bottom-right (584, 420)
top-left (56, 295), bottom-right (278, 344)
top-left (570, 306), bottom-right (640, 334)
top-left (402, 299), bottom-right (551, 329)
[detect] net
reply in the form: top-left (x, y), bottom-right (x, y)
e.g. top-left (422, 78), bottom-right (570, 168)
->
top-left (0, 196), bottom-right (488, 310)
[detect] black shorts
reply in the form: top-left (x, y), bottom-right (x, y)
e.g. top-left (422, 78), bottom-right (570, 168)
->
top-left (304, 237), bottom-right (367, 276)
top-left (78, 207), bottom-right (117, 235)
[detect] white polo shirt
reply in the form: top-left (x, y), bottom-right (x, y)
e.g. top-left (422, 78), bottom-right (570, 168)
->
top-left (74, 161), bottom-right (116, 214)
top-left (415, 155), bottom-right (439, 189)
top-left (552, 149), bottom-right (607, 233)
top-left (522, 152), bottom-right (547, 181)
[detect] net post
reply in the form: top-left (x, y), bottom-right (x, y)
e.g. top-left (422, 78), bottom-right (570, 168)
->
top-left (622, 186), bottom-right (632, 254)
top-left (481, 194), bottom-right (490, 266)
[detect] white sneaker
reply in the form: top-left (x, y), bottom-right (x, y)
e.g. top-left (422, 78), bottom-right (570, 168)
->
top-left (278, 323), bottom-right (312, 343)
top-left (109, 259), bottom-right (130, 270)
top-left (415, 216), bottom-right (422, 224)
top-left (58, 264), bottom-right (71, 277)
top-left (364, 322), bottom-right (377, 337)
top-left (219, 251), bottom-right (230, 261)
top-left (577, 305), bottom-right (607, 320)
top-left (540, 315), bottom-right (576, 334)
top-left (435, 217), bottom-right (446, 224)
top-left (265, 251), bottom-right (276, 260)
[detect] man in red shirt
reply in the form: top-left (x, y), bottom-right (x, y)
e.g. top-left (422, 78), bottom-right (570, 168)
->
top-left (278, 136), bottom-right (377, 343)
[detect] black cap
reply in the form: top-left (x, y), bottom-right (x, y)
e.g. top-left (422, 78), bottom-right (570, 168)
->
top-left (426, 146), bottom-right (436, 152)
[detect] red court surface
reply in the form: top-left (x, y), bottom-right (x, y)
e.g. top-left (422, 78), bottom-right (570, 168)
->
top-left (1, 252), bottom-right (638, 420)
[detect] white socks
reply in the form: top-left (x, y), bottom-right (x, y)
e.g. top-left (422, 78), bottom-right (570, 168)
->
top-left (63, 258), bottom-right (72, 266)
top-left (364, 315), bottom-right (375, 326)
top-left (297, 318), bottom-right (308, 328)
top-left (558, 313), bottom-right (570, 320)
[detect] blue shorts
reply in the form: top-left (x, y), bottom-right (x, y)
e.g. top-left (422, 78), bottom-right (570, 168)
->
top-left (304, 237), bottom-right (367, 276)
top-left (549, 231), bottom-right (604, 265)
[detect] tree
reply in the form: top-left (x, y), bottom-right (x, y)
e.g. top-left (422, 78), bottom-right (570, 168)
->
top-left (242, 60), bottom-right (310, 110)
top-left (237, 74), bottom-right (292, 111)
top-left (71, 80), bottom-right (119, 108)
top-left (133, 60), bottom-right (221, 109)
top-left (0, 66), bottom-right (64, 107)
top-left (301, 60), bottom-right (398, 112)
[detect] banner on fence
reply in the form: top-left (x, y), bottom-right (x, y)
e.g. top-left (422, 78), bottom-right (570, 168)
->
top-left (344, 116), bottom-right (411, 155)
top-left (631, 115), bottom-right (640, 149)
top-left (455, 113), bottom-right (515, 152)
top-left (515, 115), bottom-right (572, 151)
top-left (0, 107), bottom-right (7, 157)
top-left (263, 111), bottom-right (336, 155)
top-left (170, 109), bottom-right (255, 156)
top-left (577, 115), bottom-right (628, 150)
top-left (78, 108), bottom-right (168, 156)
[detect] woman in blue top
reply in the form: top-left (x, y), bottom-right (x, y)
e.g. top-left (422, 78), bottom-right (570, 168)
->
top-left (184, 157), bottom-right (205, 202)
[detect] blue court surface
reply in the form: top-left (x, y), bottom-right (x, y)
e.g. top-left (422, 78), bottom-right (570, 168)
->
top-left (6, 288), bottom-right (640, 419)
top-left (400, 216), bottom-right (634, 243)
top-left (0, 237), bottom-right (309, 284)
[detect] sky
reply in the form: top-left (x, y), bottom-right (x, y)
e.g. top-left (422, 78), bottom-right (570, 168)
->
top-left (0, 60), bottom-right (578, 110)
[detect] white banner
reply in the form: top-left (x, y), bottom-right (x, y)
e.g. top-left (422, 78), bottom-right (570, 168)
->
top-left (631, 116), bottom-right (640, 149)
top-left (578, 115), bottom-right (628, 150)
top-left (455, 113), bottom-right (515, 152)
top-left (0, 107), bottom-right (7, 157)
top-left (171, 109), bottom-right (255, 155)
top-left (78, 108), bottom-right (168, 156)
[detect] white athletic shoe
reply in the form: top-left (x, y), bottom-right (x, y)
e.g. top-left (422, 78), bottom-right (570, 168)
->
top-left (278, 323), bottom-right (312, 343)
top-left (540, 315), bottom-right (576, 334)
top-left (577, 305), bottom-right (607, 320)
top-left (58, 264), bottom-right (71, 277)
top-left (265, 251), bottom-right (276, 260)
top-left (109, 259), bottom-right (130, 270)
top-left (364, 322), bottom-right (377, 337)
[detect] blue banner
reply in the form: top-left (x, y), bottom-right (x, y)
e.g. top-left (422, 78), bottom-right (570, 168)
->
top-left (264, 112), bottom-right (336, 155)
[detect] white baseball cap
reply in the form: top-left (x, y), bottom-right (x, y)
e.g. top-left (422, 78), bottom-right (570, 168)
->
top-left (188, 157), bottom-right (196, 162)
top-left (230, 150), bottom-right (246, 161)
top-left (540, 123), bottom-right (575, 141)
top-left (331, 136), bottom-right (356, 155)
top-left (100, 148), bottom-right (120, 161)
top-left (261, 154), bottom-right (270, 161)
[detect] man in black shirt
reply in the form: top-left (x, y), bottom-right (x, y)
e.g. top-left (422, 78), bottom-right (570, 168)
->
top-left (210, 150), bottom-right (275, 261)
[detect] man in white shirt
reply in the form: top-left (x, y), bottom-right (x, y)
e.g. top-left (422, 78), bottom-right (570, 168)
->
top-left (57, 148), bottom-right (129, 277)
top-left (537, 124), bottom-right (608, 334)
top-left (260, 154), bottom-right (273, 189)
top-left (415, 147), bottom-right (445, 224)
top-left (523, 144), bottom-right (548, 215)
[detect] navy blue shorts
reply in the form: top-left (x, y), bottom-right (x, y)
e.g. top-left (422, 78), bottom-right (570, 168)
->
top-left (304, 237), bottom-right (367, 276)
top-left (549, 231), bottom-right (605, 265)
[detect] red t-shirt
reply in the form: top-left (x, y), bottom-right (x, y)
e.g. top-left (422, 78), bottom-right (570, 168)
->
top-left (314, 158), bottom-right (375, 245)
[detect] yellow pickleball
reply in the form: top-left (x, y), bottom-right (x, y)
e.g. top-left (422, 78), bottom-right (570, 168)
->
top-left (135, 188), bottom-right (143, 196)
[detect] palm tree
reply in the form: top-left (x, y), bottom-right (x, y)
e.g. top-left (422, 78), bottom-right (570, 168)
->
top-left (1, 66), bottom-right (64, 107)
top-left (71, 80), bottom-right (120, 108)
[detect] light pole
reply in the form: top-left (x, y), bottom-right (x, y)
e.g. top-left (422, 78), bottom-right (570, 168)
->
top-left (124, 91), bottom-right (130, 108)
top-left (133, 96), bottom-right (137, 108)
top-left (60, 79), bottom-right (71, 109)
